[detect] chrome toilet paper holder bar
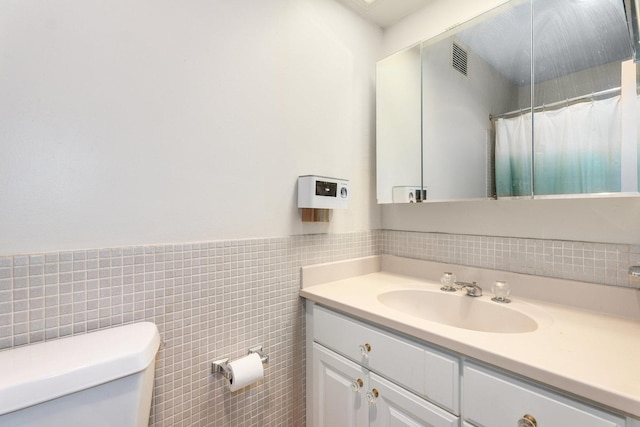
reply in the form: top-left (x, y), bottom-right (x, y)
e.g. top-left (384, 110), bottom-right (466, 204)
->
top-left (211, 346), bottom-right (269, 379)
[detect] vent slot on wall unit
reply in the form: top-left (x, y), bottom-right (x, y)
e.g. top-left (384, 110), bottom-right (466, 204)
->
top-left (452, 42), bottom-right (468, 76)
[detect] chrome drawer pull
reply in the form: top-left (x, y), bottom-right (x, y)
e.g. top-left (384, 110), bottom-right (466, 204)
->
top-left (366, 388), bottom-right (379, 404)
top-left (518, 414), bottom-right (537, 427)
top-left (359, 343), bottom-right (372, 357)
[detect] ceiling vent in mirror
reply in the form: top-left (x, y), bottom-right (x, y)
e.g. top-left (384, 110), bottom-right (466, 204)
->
top-left (452, 42), bottom-right (468, 76)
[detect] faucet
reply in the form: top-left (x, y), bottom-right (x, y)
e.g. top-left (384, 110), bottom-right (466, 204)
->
top-left (455, 281), bottom-right (483, 297)
top-left (630, 266), bottom-right (640, 285)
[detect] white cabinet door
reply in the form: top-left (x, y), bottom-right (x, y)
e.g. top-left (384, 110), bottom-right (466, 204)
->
top-left (463, 363), bottom-right (625, 427)
top-left (313, 304), bottom-right (460, 413)
top-left (312, 343), bottom-right (369, 427)
top-left (369, 373), bottom-right (459, 427)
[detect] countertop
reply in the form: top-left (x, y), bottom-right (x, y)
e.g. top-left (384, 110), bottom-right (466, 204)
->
top-left (300, 264), bottom-right (640, 419)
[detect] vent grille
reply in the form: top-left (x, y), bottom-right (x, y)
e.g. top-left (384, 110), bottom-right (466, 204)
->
top-left (452, 42), bottom-right (468, 76)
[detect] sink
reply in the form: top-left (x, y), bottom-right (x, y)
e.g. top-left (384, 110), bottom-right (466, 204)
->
top-left (377, 289), bottom-right (539, 333)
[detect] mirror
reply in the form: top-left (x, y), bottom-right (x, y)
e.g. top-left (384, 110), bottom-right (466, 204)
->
top-left (376, 45), bottom-right (422, 204)
top-left (376, 0), bottom-right (640, 203)
top-left (421, 1), bottom-right (532, 200)
top-left (528, 0), bottom-right (635, 197)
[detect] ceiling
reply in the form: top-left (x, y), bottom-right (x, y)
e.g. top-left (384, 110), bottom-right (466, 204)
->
top-left (334, 0), bottom-right (433, 28)
top-left (456, 0), bottom-right (633, 85)
top-left (340, 0), bottom-right (634, 85)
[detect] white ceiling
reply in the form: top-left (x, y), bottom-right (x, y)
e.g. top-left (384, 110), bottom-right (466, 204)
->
top-left (339, 0), bottom-right (634, 85)
top-left (334, 0), bottom-right (433, 28)
top-left (456, 0), bottom-right (633, 84)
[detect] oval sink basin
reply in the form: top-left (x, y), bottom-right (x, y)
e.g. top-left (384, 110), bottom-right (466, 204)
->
top-left (377, 289), bottom-right (539, 333)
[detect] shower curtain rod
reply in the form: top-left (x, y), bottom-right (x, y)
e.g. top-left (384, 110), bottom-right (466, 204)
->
top-left (490, 86), bottom-right (622, 120)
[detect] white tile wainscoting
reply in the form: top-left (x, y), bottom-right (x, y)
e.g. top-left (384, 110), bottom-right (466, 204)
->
top-left (0, 229), bottom-right (637, 426)
top-left (0, 231), bottom-right (381, 427)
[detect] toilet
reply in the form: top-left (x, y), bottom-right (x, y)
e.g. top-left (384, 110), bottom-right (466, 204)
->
top-left (0, 322), bottom-right (160, 427)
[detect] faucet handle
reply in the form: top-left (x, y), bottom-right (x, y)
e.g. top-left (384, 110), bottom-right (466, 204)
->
top-left (440, 272), bottom-right (457, 292)
top-left (491, 281), bottom-right (511, 303)
top-left (630, 266), bottom-right (640, 285)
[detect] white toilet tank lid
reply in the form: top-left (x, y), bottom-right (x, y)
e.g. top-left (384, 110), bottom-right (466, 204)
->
top-left (0, 322), bottom-right (161, 416)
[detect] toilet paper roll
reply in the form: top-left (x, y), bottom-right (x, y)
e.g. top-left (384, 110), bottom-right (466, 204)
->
top-left (227, 352), bottom-right (264, 392)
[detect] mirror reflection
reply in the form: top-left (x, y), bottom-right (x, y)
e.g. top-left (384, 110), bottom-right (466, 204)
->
top-left (376, 0), bottom-right (640, 203)
top-left (502, 0), bottom-right (635, 197)
top-left (376, 45), bottom-right (422, 204)
top-left (422, 1), bottom-right (532, 200)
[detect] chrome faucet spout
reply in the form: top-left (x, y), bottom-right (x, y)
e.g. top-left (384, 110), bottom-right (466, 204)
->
top-left (455, 281), bottom-right (483, 297)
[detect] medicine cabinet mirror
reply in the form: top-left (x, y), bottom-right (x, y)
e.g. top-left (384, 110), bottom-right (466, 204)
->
top-left (376, 0), bottom-right (640, 204)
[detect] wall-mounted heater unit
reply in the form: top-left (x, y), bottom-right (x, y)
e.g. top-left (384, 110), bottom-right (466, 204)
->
top-left (297, 175), bottom-right (349, 222)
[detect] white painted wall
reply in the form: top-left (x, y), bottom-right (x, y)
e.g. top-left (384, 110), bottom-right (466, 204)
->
top-left (380, 0), bottom-right (640, 244)
top-left (381, 0), bottom-right (511, 59)
top-left (519, 61), bottom-right (623, 107)
top-left (0, 0), bottom-right (382, 255)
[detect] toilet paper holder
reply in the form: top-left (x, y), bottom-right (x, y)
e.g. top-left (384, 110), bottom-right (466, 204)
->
top-left (211, 346), bottom-right (269, 379)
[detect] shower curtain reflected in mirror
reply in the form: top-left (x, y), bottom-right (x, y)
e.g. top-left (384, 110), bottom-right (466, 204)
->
top-left (495, 113), bottom-right (532, 197)
top-left (495, 96), bottom-right (621, 197)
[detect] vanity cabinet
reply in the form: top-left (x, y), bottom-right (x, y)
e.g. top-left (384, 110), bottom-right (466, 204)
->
top-left (312, 343), bottom-right (458, 427)
top-left (463, 363), bottom-right (625, 427)
top-left (307, 302), bottom-right (636, 427)
top-left (312, 343), bottom-right (368, 427)
top-left (309, 303), bottom-right (460, 427)
top-left (370, 371), bottom-right (458, 427)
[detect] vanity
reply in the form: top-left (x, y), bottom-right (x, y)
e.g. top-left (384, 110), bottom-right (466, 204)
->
top-left (356, 0), bottom-right (640, 423)
top-left (301, 256), bottom-right (640, 427)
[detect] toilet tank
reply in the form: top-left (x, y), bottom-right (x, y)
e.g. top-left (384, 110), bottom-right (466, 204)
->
top-left (0, 322), bottom-right (160, 427)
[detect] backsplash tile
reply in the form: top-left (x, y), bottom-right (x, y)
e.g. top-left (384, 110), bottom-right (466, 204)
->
top-left (383, 230), bottom-right (638, 288)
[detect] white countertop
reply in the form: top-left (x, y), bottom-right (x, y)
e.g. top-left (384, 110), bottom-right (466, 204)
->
top-left (300, 258), bottom-right (640, 419)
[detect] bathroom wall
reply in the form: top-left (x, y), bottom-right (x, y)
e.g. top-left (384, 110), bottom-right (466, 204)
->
top-left (381, 0), bottom-right (509, 58)
top-left (0, 0), bottom-right (383, 426)
top-left (0, 0), bottom-right (382, 256)
top-left (519, 61), bottom-right (624, 106)
top-left (384, 230), bottom-right (640, 289)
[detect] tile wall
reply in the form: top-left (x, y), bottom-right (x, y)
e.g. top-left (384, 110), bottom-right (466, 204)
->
top-left (384, 230), bottom-right (640, 288)
top-left (0, 231), bottom-right (382, 427)
top-left (1, 229), bottom-right (637, 426)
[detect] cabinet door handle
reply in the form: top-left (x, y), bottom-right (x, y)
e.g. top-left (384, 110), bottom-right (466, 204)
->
top-left (518, 414), bottom-right (537, 427)
top-left (359, 343), bottom-right (372, 357)
top-left (351, 378), bottom-right (364, 392)
top-left (366, 388), bottom-right (379, 404)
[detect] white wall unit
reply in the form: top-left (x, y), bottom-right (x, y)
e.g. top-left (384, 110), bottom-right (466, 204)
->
top-left (307, 301), bottom-right (638, 427)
